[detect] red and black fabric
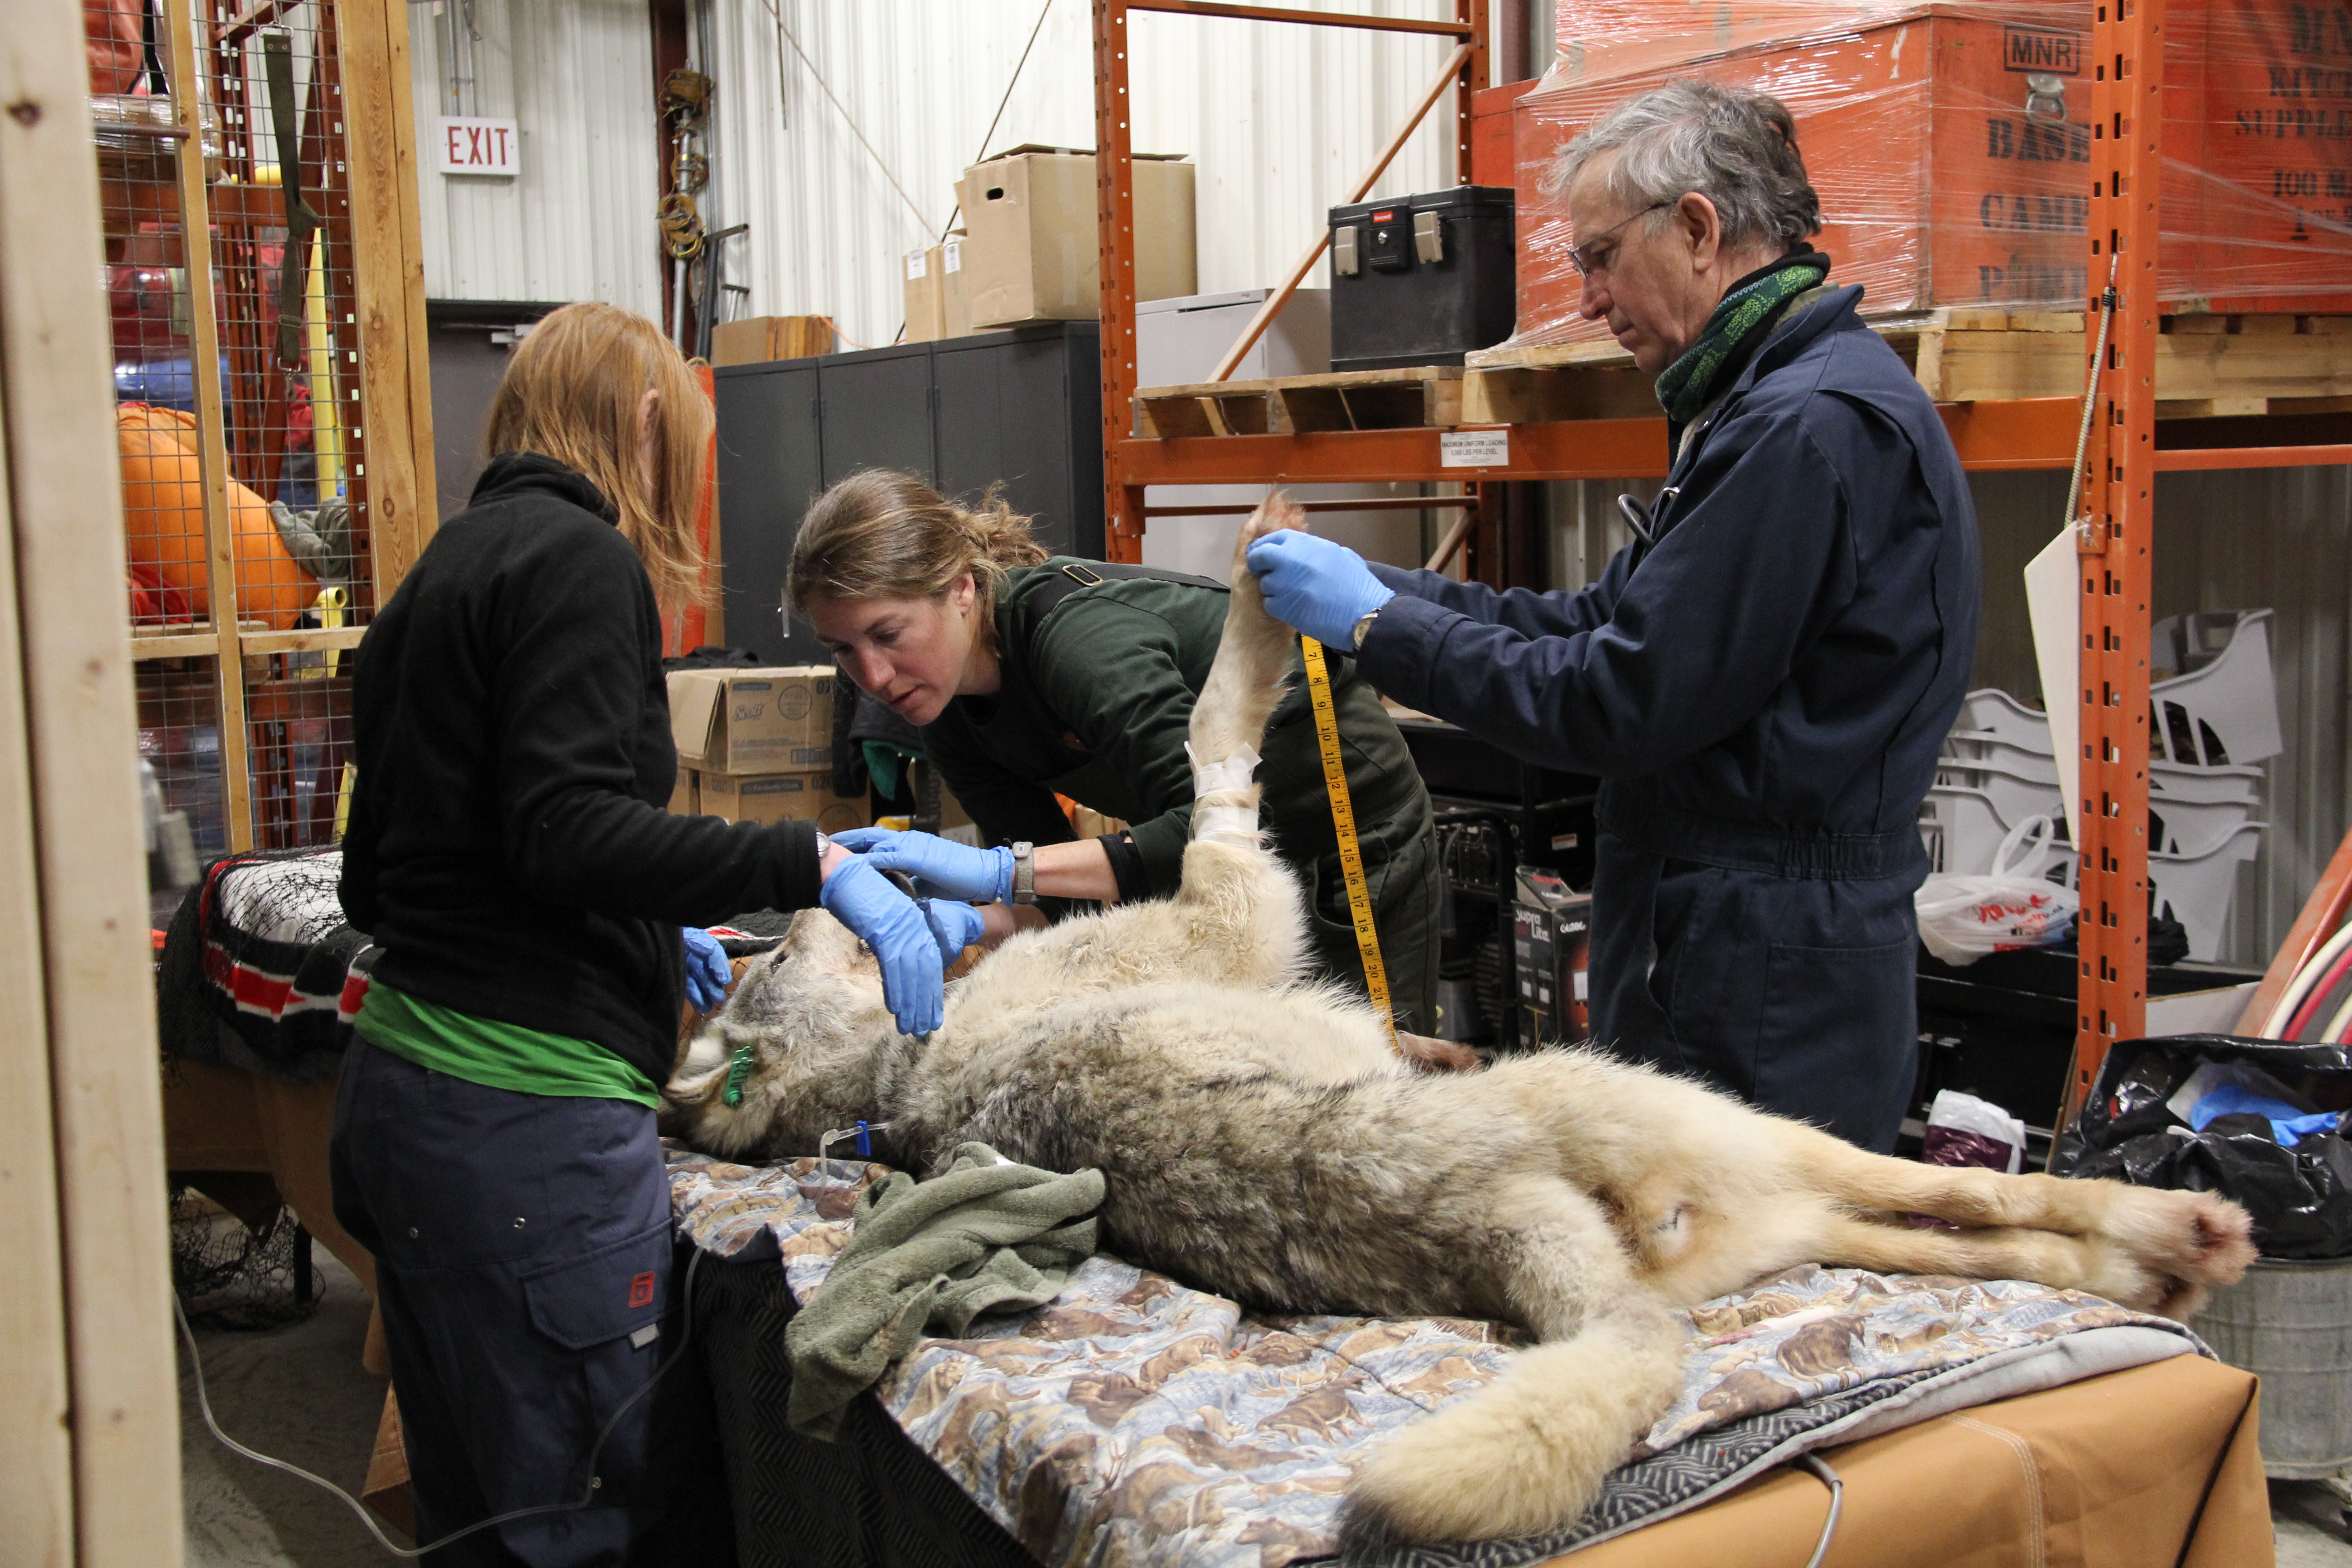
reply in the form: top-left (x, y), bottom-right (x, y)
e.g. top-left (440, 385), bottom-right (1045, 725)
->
top-left (156, 848), bottom-right (374, 1083)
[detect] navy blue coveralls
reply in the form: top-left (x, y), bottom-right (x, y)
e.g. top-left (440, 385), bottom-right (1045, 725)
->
top-left (1356, 287), bottom-right (1979, 1149)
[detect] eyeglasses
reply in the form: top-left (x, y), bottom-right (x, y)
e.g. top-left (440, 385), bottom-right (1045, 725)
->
top-left (1568, 201), bottom-right (1671, 278)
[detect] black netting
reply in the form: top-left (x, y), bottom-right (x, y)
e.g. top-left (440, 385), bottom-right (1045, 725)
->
top-left (170, 1182), bottom-right (321, 1332)
top-left (693, 1255), bottom-right (1040, 1568)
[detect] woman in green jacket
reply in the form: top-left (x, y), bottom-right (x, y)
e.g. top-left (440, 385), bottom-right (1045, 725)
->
top-left (787, 470), bottom-right (1442, 1035)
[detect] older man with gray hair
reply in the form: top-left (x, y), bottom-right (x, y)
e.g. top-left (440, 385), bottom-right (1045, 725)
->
top-left (1248, 80), bottom-right (1980, 1151)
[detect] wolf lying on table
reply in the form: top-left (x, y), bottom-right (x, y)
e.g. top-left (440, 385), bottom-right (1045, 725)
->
top-left (666, 497), bottom-right (2254, 1548)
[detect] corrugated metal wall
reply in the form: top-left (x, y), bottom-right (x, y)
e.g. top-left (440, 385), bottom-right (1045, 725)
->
top-left (693, 0), bottom-right (1460, 350)
top-left (407, 0), bottom-right (661, 313)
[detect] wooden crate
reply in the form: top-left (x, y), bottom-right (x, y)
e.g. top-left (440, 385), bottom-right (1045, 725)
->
top-left (1136, 367), bottom-right (1465, 437)
top-left (1461, 311), bottom-right (2352, 419)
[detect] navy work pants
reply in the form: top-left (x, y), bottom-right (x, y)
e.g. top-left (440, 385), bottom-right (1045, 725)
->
top-left (331, 1040), bottom-right (733, 1566)
top-left (1587, 832), bottom-right (1922, 1152)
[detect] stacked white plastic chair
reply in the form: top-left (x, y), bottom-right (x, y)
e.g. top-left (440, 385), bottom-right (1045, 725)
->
top-left (1923, 610), bottom-right (2275, 962)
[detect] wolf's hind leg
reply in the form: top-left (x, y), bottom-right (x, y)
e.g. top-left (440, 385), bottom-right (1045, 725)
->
top-left (1343, 1177), bottom-right (1684, 1545)
top-left (1768, 1120), bottom-right (2254, 1317)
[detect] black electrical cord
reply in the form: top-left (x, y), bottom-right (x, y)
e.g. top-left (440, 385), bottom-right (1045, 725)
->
top-left (176, 1246), bottom-right (707, 1558)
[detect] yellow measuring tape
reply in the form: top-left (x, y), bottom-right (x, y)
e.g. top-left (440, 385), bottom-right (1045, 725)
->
top-left (1300, 635), bottom-right (1396, 1047)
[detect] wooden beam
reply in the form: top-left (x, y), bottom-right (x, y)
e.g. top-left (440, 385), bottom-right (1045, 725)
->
top-left (165, 0), bottom-right (255, 854)
top-left (0, 227), bottom-right (77, 1568)
top-left (0, 3), bottom-right (188, 1562)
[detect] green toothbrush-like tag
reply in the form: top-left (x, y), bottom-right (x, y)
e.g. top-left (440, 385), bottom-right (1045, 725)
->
top-left (722, 1043), bottom-right (754, 1108)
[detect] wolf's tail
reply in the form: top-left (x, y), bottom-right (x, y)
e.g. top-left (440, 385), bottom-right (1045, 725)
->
top-left (1339, 1299), bottom-right (1683, 1547)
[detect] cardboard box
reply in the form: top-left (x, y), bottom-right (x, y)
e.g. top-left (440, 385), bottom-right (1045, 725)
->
top-left (1512, 865), bottom-right (1592, 1048)
top-left (941, 235), bottom-right (972, 336)
top-left (667, 666), bottom-right (834, 775)
top-left (670, 766), bottom-right (697, 815)
top-left (902, 234), bottom-right (971, 343)
top-left (709, 314), bottom-right (838, 367)
top-left (700, 769), bottom-right (868, 833)
top-left (955, 147), bottom-right (1197, 325)
top-left (903, 245), bottom-right (948, 342)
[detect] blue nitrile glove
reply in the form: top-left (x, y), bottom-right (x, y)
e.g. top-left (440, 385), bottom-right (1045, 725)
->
top-left (681, 926), bottom-right (733, 1013)
top-left (1245, 529), bottom-right (1394, 650)
top-left (817, 856), bottom-right (946, 1036)
top-left (922, 899), bottom-right (986, 965)
top-left (829, 827), bottom-right (1014, 905)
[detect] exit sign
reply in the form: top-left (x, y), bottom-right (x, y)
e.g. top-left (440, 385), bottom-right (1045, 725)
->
top-left (434, 117), bottom-right (519, 178)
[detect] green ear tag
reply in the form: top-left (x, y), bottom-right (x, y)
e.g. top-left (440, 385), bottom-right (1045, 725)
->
top-left (722, 1043), bottom-right (755, 1108)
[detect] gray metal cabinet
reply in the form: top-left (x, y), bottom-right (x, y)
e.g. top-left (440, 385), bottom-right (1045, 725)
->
top-left (713, 322), bottom-right (1102, 663)
top-left (932, 325), bottom-right (1103, 559)
top-left (818, 343), bottom-right (935, 488)
top-left (712, 361), bottom-right (823, 665)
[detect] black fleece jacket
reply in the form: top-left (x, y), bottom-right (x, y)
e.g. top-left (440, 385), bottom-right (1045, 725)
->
top-left (339, 453), bottom-right (822, 1086)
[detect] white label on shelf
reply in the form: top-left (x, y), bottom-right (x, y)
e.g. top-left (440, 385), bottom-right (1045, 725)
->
top-left (906, 248), bottom-right (928, 280)
top-left (943, 239), bottom-right (962, 274)
top-left (1441, 429), bottom-right (1509, 468)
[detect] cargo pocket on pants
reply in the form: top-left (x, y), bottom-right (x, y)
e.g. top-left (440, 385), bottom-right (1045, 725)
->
top-left (1757, 936), bottom-right (1917, 1147)
top-left (520, 1219), bottom-right (675, 1352)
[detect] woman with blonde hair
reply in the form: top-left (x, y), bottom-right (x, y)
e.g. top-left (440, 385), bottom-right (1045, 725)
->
top-left (331, 304), bottom-right (967, 1563)
top-left (789, 469), bottom-right (1441, 1036)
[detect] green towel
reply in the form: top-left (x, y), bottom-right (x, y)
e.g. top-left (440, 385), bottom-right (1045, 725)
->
top-left (784, 1143), bottom-right (1106, 1438)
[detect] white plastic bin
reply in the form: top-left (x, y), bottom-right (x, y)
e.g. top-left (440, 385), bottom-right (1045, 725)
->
top-left (2149, 822), bottom-right (2266, 961)
top-left (2149, 609), bottom-right (2282, 768)
top-left (1953, 689), bottom-right (2055, 755)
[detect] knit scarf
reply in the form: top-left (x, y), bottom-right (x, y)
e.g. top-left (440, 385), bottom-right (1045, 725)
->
top-left (1653, 250), bottom-right (1832, 428)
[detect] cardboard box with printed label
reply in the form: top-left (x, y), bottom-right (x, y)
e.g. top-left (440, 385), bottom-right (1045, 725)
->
top-left (903, 245), bottom-right (948, 343)
top-left (670, 766), bottom-right (697, 815)
top-left (700, 769), bottom-right (868, 834)
top-left (955, 147), bottom-right (1197, 326)
top-left (667, 666), bottom-right (834, 775)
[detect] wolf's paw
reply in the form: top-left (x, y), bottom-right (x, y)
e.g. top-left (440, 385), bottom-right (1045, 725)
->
top-left (2095, 1186), bottom-right (2256, 1306)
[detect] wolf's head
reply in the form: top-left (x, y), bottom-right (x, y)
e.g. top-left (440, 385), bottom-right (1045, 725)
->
top-left (663, 907), bottom-right (902, 1159)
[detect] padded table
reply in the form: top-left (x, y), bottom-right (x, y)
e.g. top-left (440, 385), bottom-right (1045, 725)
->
top-left (691, 1257), bottom-right (2272, 1568)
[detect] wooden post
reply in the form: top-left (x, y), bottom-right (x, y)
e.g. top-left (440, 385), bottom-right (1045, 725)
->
top-left (167, 0), bottom-right (253, 853)
top-left (340, 0), bottom-right (439, 592)
top-left (0, 2), bottom-right (189, 1562)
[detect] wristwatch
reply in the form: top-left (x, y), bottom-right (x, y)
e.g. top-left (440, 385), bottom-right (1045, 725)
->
top-left (1010, 841), bottom-right (1037, 905)
top-left (1350, 608), bottom-right (1380, 651)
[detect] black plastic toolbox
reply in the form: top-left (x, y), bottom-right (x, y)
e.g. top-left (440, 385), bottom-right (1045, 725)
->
top-left (1327, 185), bottom-right (1516, 371)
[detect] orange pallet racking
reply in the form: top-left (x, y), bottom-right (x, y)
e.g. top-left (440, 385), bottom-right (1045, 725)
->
top-left (1092, 0), bottom-right (2352, 1128)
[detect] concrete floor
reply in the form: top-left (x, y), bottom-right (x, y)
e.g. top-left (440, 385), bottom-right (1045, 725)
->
top-left (177, 1247), bottom-right (411, 1567)
top-left (181, 1246), bottom-right (2352, 1567)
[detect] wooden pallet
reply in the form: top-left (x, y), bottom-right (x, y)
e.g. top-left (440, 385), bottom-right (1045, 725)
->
top-left (1135, 366), bottom-right (1463, 437)
top-left (1461, 309), bottom-right (2352, 418)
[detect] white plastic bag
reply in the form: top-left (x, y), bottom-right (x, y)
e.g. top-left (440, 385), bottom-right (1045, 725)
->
top-left (1922, 1089), bottom-right (2027, 1174)
top-left (1913, 816), bottom-right (2079, 967)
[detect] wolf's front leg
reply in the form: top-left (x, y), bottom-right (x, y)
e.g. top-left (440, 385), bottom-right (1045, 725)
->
top-left (1166, 494), bottom-right (1323, 990)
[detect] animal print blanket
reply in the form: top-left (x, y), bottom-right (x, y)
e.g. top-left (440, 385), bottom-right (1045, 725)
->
top-left (669, 1149), bottom-right (2206, 1568)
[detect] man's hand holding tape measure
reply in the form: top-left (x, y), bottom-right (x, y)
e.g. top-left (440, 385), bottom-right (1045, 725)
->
top-left (1244, 526), bottom-right (1393, 652)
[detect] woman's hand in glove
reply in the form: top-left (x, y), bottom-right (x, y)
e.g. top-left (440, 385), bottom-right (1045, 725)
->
top-left (828, 827), bottom-right (1013, 904)
top-left (817, 855), bottom-right (946, 1036)
top-left (921, 899), bottom-right (986, 965)
top-left (681, 926), bottom-right (734, 1013)
top-left (1243, 527), bottom-right (1393, 650)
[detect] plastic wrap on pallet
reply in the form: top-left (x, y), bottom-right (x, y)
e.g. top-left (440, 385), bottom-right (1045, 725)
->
top-left (1503, 0), bottom-right (2352, 356)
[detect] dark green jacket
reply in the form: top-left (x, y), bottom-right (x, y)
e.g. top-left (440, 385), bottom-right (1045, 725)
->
top-left (919, 559), bottom-right (1422, 902)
